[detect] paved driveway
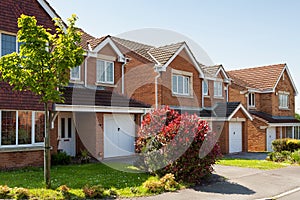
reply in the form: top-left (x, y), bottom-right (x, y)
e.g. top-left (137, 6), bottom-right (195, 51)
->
top-left (124, 153), bottom-right (300, 200)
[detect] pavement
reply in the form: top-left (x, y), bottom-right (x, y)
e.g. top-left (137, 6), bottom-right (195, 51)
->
top-left (121, 153), bottom-right (300, 200)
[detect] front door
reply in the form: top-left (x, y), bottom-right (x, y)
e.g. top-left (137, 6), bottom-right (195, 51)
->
top-left (229, 122), bottom-right (243, 153)
top-left (58, 113), bottom-right (76, 156)
top-left (267, 127), bottom-right (276, 152)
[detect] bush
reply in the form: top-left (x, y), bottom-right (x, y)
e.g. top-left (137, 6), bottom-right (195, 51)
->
top-left (159, 173), bottom-right (179, 191)
top-left (142, 179), bottom-right (164, 193)
top-left (0, 185), bottom-right (12, 199)
top-left (136, 106), bottom-right (222, 184)
top-left (291, 150), bottom-right (300, 164)
top-left (83, 185), bottom-right (117, 199)
top-left (13, 187), bottom-right (29, 200)
top-left (51, 151), bottom-right (71, 165)
top-left (57, 185), bottom-right (70, 200)
top-left (272, 138), bottom-right (300, 152)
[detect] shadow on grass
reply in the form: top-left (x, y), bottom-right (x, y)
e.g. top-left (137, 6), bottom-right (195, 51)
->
top-left (193, 174), bottom-right (255, 195)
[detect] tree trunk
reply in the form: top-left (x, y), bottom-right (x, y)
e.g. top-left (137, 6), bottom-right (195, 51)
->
top-left (44, 103), bottom-right (51, 188)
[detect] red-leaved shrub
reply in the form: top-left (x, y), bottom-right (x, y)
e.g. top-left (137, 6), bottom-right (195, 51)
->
top-left (135, 106), bottom-right (222, 184)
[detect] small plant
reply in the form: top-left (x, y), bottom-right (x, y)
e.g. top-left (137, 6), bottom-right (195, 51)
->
top-left (80, 149), bottom-right (91, 164)
top-left (13, 187), bottom-right (29, 200)
top-left (51, 151), bottom-right (71, 165)
top-left (142, 179), bottom-right (164, 193)
top-left (159, 173), bottom-right (179, 191)
top-left (0, 185), bottom-right (12, 199)
top-left (83, 185), bottom-right (105, 199)
top-left (291, 150), bottom-right (300, 164)
top-left (57, 185), bottom-right (70, 199)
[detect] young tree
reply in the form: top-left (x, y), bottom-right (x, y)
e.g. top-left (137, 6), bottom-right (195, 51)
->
top-left (0, 14), bottom-right (83, 188)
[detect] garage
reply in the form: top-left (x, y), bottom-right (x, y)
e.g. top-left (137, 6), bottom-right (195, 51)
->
top-left (229, 122), bottom-right (243, 153)
top-left (104, 114), bottom-right (136, 158)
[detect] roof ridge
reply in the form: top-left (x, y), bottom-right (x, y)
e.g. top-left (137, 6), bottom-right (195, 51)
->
top-left (111, 36), bottom-right (155, 48)
top-left (228, 63), bottom-right (286, 72)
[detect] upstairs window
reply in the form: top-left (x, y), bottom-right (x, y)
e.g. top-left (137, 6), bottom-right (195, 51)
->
top-left (214, 81), bottom-right (223, 97)
top-left (172, 74), bottom-right (190, 96)
top-left (203, 80), bottom-right (208, 96)
top-left (1, 34), bottom-right (16, 56)
top-left (96, 60), bottom-right (114, 84)
top-left (248, 93), bottom-right (255, 107)
top-left (70, 66), bottom-right (80, 80)
top-left (279, 93), bottom-right (289, 109)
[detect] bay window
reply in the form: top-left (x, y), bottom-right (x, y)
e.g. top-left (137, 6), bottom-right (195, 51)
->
top-left (0, 110), bottom-right (45, 146)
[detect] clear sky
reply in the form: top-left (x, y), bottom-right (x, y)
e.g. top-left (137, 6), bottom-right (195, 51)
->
top-left (48, 0), bottom-right (300, 112)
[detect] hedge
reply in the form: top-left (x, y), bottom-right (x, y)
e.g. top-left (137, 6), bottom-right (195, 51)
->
top-left (272, 138), bottom-right (300, 152)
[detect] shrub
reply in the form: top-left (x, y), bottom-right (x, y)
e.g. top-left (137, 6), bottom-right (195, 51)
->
top-left (290, 150), bottom-right (300, 164)
top-left (267, 151), bottom-right (290, 162)
top-left (159, 173), bottom-right (179, 191)
top-left (82, 185), bottom-right (117, 199)
top-left (0, 185), bottom-right (12, 199)
top-left (136, 106), bottom-right (222, 184)
top-left (142, 179), bottom-right (164, 193)
top-left (272, 139), bottom-right (300, 152)
top-left (57, 185), bottom-right (70, 199)
top-left (51, 151), bottom-right (71, 165)
top-left (13, 187), bottom-right (29, 200)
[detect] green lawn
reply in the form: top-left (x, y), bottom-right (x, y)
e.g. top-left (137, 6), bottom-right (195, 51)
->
top-left (217, 157), bottom-right (290, 170)
top-left (0, 163), bottom-right (157, 199)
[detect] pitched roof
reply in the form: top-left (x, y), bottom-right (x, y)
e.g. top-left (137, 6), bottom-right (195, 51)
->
top-left (214, 102), bottom-right (241, 118)
top-left (0, 82), bottom-right (44, 111)
top-left (111, 36), bottom-right (155, 63)
top-left (228, 64), bottom-right (286, 91)
top-left (61, 86), bottom-right (150, 108)
top-left (0, 0), bottom-right (57, 34)
top-left (250, 111), bottom-right (300, 124)
top-left (77, 28), bottom-right (96, 50)
top-left (148, 42), bottom-right (185, 65)
top-left (201, 65), bottom-right (221, 77)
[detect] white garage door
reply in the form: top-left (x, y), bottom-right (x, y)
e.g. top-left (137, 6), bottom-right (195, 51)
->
top-left (229, 122), bottom-right (242, 153)
top-left (267, 127), bottom-right (276, 152)
top-left (104, 114), bottom-right (136, 158)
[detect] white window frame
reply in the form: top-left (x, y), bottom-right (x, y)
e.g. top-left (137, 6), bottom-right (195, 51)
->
top-left (203, 80), bottom-right (208, 96)
top-left (0, 110), bottom-right (44, 147)
top-left (172, 74), bottom-right (190, 96)
top-left (214, 81), bottom-right (223, 97)
top-left (0, 33), bottom-right (19, 57)
top-left (248, 92), bottom-right (255, 107)
top-left (96, 60), bottom-right (114, 84)
top-left (70, 65), bottom-right (81, 81)
top-left (279, 93), bottom-right (289, 109)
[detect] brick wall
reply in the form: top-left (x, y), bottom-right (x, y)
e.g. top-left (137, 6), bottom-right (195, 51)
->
top-left (0, 150), bottom-right (44, 169)
top-left (247, 117), bottom-right (267, 152)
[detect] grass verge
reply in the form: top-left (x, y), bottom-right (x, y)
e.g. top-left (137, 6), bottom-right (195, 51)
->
top-left (217, 157), bottom-right (290, 170)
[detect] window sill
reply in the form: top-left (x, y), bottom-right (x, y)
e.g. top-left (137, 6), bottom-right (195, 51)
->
top-left (95, 82), bottom-right (116, 87)
top-left (204, 95), bottom-right (210, 98)
top-left (70, 80), bottom-right (84, 84)
top-left (0, 145), bottom-right (44, 153)
top-left (279, 107), bottom-right (290, 110)
top-left (214, 96), bottom-right (224, 100)
top-left (172, 94), bottom-right (193, 98)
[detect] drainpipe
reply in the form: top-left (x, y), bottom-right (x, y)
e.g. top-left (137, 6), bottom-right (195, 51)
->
top-left (154, 66), bottom-right (161, 109)
top-left (121, 58), bottom-right (127, 94)
top-left (84, 43), bottom-right (92, 87)
top-left (202, 79), bottom-right (205, 108)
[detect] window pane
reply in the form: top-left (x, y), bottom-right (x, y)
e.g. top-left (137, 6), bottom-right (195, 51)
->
top-left (96, 60), bottom-right (105, 82)
top-left (61, 118), bottom-right (65, 139)
top-left (1, 111), bottom-right (16, 145)
top-left (1, 34), bottom-right (16, 56)
top-left (184, 77), bottom-right (189, 94)
top-left (71, 66), bottom-right (80, 80)
top-left (178, 76), bottom-right (183, 94)
top-left (172, 76), bottom-right (177, 93)
top-left (214, 82), bottom-right (222, 96)
top-left (35, 112), bottom-right (45, 143)
top-left (286, 127), bottom-right (293, 138)
top-left (68, 118), bottom-right (72, 138)
top-left (106, 62), bottom-right (114, 82)
top-left (18, 111), bottom-right (32, 145)
top-left (203, 80), bottom-right (208, 95)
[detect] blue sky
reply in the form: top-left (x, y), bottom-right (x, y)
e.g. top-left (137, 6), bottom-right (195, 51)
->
top-left (48, 0), bottom-right (300, 111)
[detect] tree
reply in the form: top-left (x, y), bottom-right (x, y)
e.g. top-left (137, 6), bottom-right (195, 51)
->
top-left (296, 113), bottom-right (300, 121)
top-left (0, 14), bottom-right (83, 188)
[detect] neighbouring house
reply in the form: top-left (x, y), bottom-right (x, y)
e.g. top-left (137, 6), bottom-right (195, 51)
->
top-left (228, 64), bottom-right (300, 152)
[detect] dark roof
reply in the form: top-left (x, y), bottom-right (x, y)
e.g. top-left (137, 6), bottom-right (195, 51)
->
top-left (61, 86), bottom-right (150, 108)
top-left (0, 82), bottom-right (44, 111)
top-left (0, 0), bottom-right (57, 34)
top-left (250, 111), bottom-right (300, 123)
top-left (173, 102), bottom-right (241, 118)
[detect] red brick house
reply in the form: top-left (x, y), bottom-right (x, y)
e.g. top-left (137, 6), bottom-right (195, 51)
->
top-left (228, 64), bottom-right (300, 152)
